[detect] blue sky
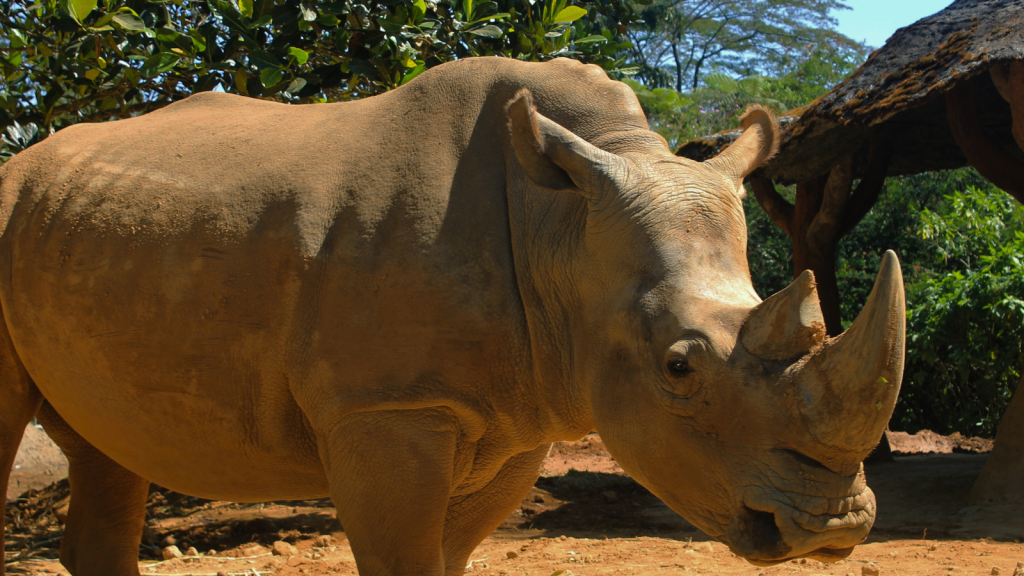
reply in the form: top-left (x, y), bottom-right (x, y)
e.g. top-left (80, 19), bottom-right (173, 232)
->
top-left (834, 0), bottom-right (955, 48)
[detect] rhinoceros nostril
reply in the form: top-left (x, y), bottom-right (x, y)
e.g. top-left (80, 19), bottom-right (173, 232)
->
top-left (727, 506), bottom-right (792, 561)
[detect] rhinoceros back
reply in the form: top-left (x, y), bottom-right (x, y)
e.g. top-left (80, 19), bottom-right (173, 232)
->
top-left (0, 57), bottom-right (653, 500)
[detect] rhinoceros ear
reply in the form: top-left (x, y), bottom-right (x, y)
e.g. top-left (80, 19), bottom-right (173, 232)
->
top-left (705, 106), bottom-right (779, 193)
top-left (507, 89), bottom-right (627, 199)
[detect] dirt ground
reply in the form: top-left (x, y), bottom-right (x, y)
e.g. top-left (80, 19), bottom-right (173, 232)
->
top-left (5, 430), bottom-right (1023, 576)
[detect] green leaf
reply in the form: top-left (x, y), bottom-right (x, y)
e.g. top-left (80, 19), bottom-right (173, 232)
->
top-left (156, 26), bottom-right (180, 42)
top-left (208, 0), bottom-right (255, 41)
top-left (412, 0), bottom-right (426, 21)
top-left (111, 13), bottom-right (146, 31)
top-left (139, 52), bottom-right (180, 77)
top-left (287, 47), bottom-right (310, 65)
top-left (574, 34), bottom-right (606, 44)
top-left (316, 13), bottom-right (340, 26)
top-left (467, 24), bottom-right (502, 37)
top-left (84, 68), bottom-right (101, 81)
top-left (400, 64), bottom-right (426, 85)
top-left (64, 0), bottom-right (97, 23)
top-left (250, 15), bottom-right (273, 27)
top-left (286, 77), bottom-right (308, 94)
top-left (237, 0), bottom-right (253, 17)
top-left (877, 376), bottom-right (888, 385)
top-left (552, 5), bottom-right (586, 22)
top-left (189, 29), bottom-right (208, 51)
top-left (249, 50), bottom-right (282, 70)
top-left (260, 68), bottom-right (284, 87)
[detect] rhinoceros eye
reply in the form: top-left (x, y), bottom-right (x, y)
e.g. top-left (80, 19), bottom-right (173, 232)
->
top-left (667, 358), bottom-right (692, 377)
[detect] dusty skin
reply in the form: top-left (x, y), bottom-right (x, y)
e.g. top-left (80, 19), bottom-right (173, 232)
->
top-left (5, 434), bottom-right (1023, 576)
top-left (0, 56), bottom-right (906, 575)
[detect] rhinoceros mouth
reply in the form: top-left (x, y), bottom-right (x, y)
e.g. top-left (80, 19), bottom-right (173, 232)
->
top-left (724, 482), bottom-right (875, 565)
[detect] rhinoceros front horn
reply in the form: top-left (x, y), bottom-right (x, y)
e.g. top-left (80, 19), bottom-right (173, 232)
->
top-left (789, 251), bottom-right (906, 475)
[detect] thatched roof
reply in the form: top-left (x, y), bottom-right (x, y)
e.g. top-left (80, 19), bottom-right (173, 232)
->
top-left (677, 0), bottom-right (1024, 185)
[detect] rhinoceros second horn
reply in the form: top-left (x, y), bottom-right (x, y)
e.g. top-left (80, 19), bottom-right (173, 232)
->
top-left (741, 269), bottom-right (827, 361)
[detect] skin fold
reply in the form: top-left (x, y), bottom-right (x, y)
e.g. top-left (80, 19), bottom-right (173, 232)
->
top-left (0, 57), bottom-right (904, 576)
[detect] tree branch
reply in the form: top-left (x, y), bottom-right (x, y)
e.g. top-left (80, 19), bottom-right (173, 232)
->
top-left (749, 176), bottom-right (795, 238)
top-left (806, 157), bottom-right (853, 256)
top-left (839, 134), bottom-right (891, 238)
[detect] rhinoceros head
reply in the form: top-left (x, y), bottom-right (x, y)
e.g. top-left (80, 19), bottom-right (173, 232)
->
top-left (507, 90), bottom-right (904, 565)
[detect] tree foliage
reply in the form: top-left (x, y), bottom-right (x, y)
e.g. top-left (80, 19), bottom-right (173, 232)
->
top-left (0, 0), bottom-right (634, 148)
top-left (625, 0), bottom-right (864, 92)
top-left (628, 38), bottom-right (866, 151)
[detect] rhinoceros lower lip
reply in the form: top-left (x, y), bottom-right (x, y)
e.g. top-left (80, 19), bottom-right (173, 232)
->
top-left (724, 494), bottom-right (873, 565)
top-left (740, 545), bottom-right (855, 567)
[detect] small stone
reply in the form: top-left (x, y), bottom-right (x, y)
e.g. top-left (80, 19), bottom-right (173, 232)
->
top-left (601, 490), bottom-right (619, 503)
top-left (162, 545), bottom-right (183, 560)
top-left (312, 552), bottom-right (322, 560)
top-left (240, 545), bottom-right (266, 557)
top-left (185, 547), bottom-right (200, 557)
top-left (929, 545), bottom-right (938, 551)
top-left (1013, 562), bottom-right (1024, 576)
top-left (506, 551), bottom-right (518, 559)
top-left (533, 494), bottom-right (544, 503)
top-left (316, 535), bottom-right (334, 547)
top-left (162, 535), bottom-right (177, 547)
top-left (207, 550), bottom-right (217, 556)
top-left (287, 556), bottom-right (311, 568)
top-left (272, 541), bottom-right (298, 556)
top-left (991, 567), bottom-right (1001, 575)
top-left (559, 535), bottom-right (567, 541)
top-left (862, 565), bottom-right (880, 576)
top-left (217, 572), bottom-right (228, 576)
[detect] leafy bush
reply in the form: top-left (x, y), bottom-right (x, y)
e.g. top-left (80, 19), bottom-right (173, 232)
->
top-left (894, 187), bottom-right (1024, 437)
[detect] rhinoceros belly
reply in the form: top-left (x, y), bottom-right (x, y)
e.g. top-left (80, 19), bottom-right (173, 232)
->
top-left (0, 205), bottom-right (333, 500)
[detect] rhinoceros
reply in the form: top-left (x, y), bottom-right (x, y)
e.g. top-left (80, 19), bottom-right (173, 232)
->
top-left (0, 57), bottom-right (904, 575)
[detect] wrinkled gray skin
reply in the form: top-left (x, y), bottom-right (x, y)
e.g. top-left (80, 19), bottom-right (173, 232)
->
top-left (0, 57), bottom-right (904, 576)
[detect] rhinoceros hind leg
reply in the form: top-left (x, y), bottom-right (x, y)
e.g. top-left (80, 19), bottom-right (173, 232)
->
top-left (318, 408), bottom-right (460, 576)
top-left (37, 402), bottom-right (150, 576)
top-left (441, 444), bottom-right (550, 576)
top-left (0, 318), bottom-right (43, 576)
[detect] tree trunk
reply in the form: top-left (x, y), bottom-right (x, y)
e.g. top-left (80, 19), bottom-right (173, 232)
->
top-left (970, 373), bottom-right (1024, 503)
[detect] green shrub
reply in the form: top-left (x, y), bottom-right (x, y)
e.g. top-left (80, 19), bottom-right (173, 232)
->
top-left (894, 186), bottom-right (1024, 437)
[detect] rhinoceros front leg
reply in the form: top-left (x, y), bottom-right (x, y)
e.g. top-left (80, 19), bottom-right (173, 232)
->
top-left (440, 444), bottom-right (550, 575)
top-left (319, 408), bottom-right (460, 576)
top-left (36, 402), bottom-right (151, 576)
